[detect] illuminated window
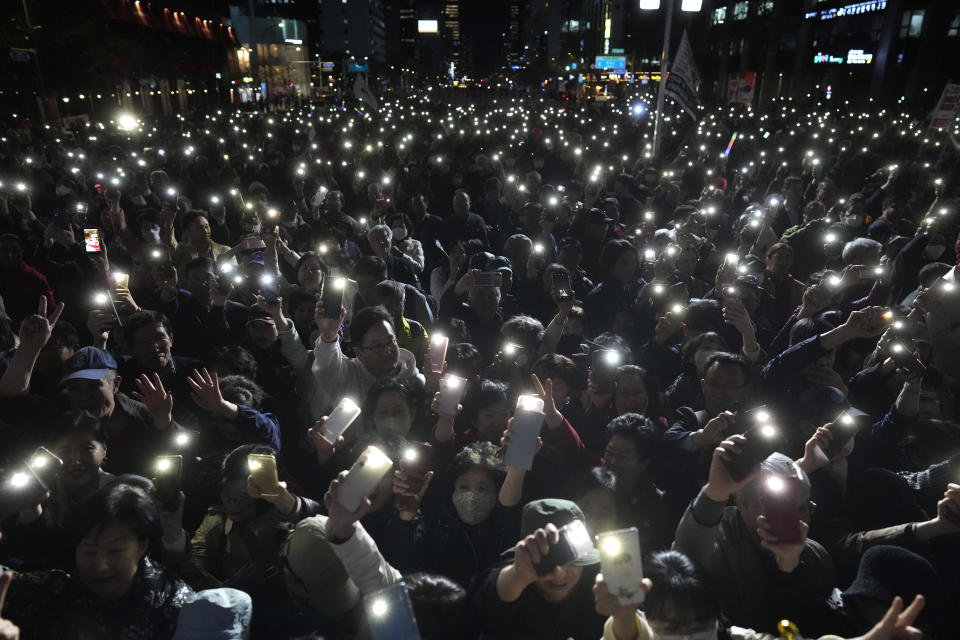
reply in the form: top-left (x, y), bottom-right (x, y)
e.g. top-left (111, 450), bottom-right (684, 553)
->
top-left (712, 6), bottom-right (726, 24)
top-left (756, 0), bottom-right (774, 16)
top-left (899, 9), bottom-right (924, 38)
top-left (948, 12), bottom-right (960, 37)
top-left (733, 1), bottom-right (749, 20)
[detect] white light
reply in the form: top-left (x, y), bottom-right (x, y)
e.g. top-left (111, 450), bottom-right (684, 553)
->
top-left (681, 0), bottom-right (702, 10)
top-left (402, 448), bottom-right (418, 463)
top-left (156, 458), bottom-right (172, 473)
top-left (117, 113), bottom-right (138, 131)
top-left (371, 598), bottom-right (388, 618)
top-left (30, 456), bottom-right (48, 469)
top-left (175, 433), bottom-right (190, 446)
top-left (755, 410), bottom-right (770, 423)
top-left (766, 475), bottom-right (785, 492)
top-left (333, 277), bottom-right (346, 290)
top-left (601, 536), bottom-right (621, 556)
top-left (432, 333), bottom-right (446, 345)
top-left (604, 350), bottom-right (621, 365)
top-left (93, 292), bottom-right (109, 306)
top-left (260, 274), bottom-right (275, 286)
top-left (760, 424), bottom-right (777, 438)
top-left (639, 0), bottom-right (660, 8)
top-left (9, 472), bottom-right (30, 488)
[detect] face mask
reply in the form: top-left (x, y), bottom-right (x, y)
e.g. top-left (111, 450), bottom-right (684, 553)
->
top-left (377, 416), bottom-right (411, 437)
top-left (392, 227), bottom-right (408, 241)
top-left (924, 244), bottom-right (946, 260)
top-left (451, 489), bottom-right (496, 525)
top-left (248, 222), bottom-right (262, 235)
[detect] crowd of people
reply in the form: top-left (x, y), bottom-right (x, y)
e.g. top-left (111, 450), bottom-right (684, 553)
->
top-left (0, 86), bottom-right (957, 639)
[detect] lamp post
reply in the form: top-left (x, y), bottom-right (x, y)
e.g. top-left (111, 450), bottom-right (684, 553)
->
top-left (641, 0), bottom-right (702, 162)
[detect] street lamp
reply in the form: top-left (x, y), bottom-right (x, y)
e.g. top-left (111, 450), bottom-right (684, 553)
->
top-left (641, 0), bottom-right (702, 162)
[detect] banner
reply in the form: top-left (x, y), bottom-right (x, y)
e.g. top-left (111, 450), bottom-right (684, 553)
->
top-left (727, 72), bottom-right (756, 107)
top-left (664, 30), bottom-right (701, 119)
top-left (352, 74), bottom-right (379, 112)
top-left (930, 83), bottom-right (960, 130)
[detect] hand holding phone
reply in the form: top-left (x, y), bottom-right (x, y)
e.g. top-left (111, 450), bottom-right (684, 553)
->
top-left (83, 228), bottom-right (102, 253)
top-left (534, 519), bottom-right (595, 576)
top-left (364, 583), bottom-right (421, 640)
top-left (724, 407), bottom-right (784, 482)
top-left (247, 453), bottom-right (280, 497)
top-left (503, 396), bottom-right (544, 471)
top-left (337, 446), bottom-right (394, 512)
top-left (153, 455), bottom-right (183, 511)
top-left (320, 397), bottom-right (362, 444)
top-left (425, 334), bottom-right (448, 374)
top-left (394, 443), bottom-right (432, 513)
top-left (597, 527), bottom-right (645, 606)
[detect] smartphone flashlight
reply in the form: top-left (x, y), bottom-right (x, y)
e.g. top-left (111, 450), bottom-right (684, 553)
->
top-left (603, 350), bottom-right (622, 366)
top-left (93, 291), bottom-right (109, 306)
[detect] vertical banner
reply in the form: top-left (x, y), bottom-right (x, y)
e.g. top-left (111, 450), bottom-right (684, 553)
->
top-left (930, 83), bottom-right (960, 130)
top-left (727, 72), bottom-right (756, 106)
top-left (664, 30), bottom-right (701, 120)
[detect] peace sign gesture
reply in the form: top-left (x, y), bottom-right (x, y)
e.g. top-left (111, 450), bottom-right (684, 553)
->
top-left (18, 296), bottom-right (64, 353)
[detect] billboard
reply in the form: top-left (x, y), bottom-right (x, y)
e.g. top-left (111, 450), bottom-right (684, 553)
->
top-left (595, 56), bottom-right (627, 71)
top-left (418, 19), bottom-right (438, 33)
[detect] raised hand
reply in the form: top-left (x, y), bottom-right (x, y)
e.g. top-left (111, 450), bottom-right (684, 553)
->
top-left (531, 374), bottom-right (563, 429)
top-left (313, 294), bottom-right (346, 342)
top-left (187, 368), bottom-right (227, 416)
top-left (854, 595), bottom-right (925, 640)
top-left (692, 411), bottom-right (736, 448)
top-left (324, 471), bottom-right (373, 542)
top-left (844, 306), bottom-right (889, 339)
top-left (756, 515), bottom-right (809, 573)
top-left (130, 373), bottom-right (174, 429)
top-left (18, 297), bottom-right (64, 352)
top-left (704, 435), bottom-right (761, 503)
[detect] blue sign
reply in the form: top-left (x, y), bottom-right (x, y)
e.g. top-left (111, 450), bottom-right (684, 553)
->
top-left (595, 55), bottom-right (627, 71)
top-left (348, 62), bottom-right (369, 73)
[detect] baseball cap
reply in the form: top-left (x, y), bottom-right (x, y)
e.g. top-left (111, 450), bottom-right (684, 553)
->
top-left (246, 308), bottom-right (276, 326)
top-left (515, 499), bottom-right (600, 567)
top-left (486, 256), bottom-right (513, 274)
top-left (61, 347), bottom-right (117, 385)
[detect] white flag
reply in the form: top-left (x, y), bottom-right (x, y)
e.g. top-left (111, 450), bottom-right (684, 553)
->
top-left (352, 74), bottom-right (379, 112)
top-left (665, 30), bottom-right (701, 120)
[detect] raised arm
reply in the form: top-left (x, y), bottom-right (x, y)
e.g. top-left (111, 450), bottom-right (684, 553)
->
top-left (0, 297), bottom-right (64, 397)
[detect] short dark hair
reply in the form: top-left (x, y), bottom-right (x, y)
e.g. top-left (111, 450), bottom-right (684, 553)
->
top-left (404, 573), bottom-right (471, 639)
top-left (447, 441), bottom-right (505, 486)
top-left (605, 413), bottom-right (659, 458)
top-left (502, 315), bottom-right (544, 352)
top-left (123, 310), bottom-right (172, 347)
top-left (702, 352), bottom-right (751, 380)
top-left (461, 379), bottom-right (510, 425)
top-left (564, 466), bottom-right (617, 501)
top-left (221, 443), bottom-right (278, 484)
top-left (353, 256), bottom-right (388, 281)
top-left (445, 342), bottom-right (482, 379)
top-left (295, 251), bottom-right (330, 277)
top-left (531, 353), bottom-right (577, 389)
top-left (597, 239), bottom-right (635, 280)
top-left (593, 332), bottom-right (633, 363)
top-left (184, 256), bottom-right (216, 280)
top-left (644, 550), bottom-right (720, 629)
top-left (219, 375), bottom-right (265, 409)
top-left (50, 320), bottom-right (80, 350)
top-left (66, 478), bottom-right (162, 554)
top-left (363, 380), bottom-right (418, 422)
top-left (685, 298), bottom-right (724, 334)
top-left (350, 305), bottom-right (395, 345)
top-left (789, 316), bottom-right (836, 346)
top-left (680, 331), bottom-right (729, 367)
top-left (181, 209), bottom-right (209, 232)
top-left (287, 288), bottom-right (318, 315)
top-left (210, 345), bottom-right (258, 379)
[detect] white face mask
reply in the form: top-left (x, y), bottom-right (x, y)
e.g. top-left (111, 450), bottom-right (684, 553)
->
top-left (248, 222), bottom-right (262, 235)
top-left (451, 489), bottom-right (497, 525)
top-left (392, 227), bottom-right (408, 241)
top-left (142, 225), bottom-right (161, 244)
top-left (924, 244), bottom-right (946, 260)
top-left (376, 416), bottom-right (411, 438)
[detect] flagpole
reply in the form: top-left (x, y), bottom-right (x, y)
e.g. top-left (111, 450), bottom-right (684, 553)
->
top-left (652, 0), bottom-right (675, 163)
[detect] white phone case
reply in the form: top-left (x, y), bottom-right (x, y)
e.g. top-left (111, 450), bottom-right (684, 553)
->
top-left (337, 446), bottom-right (394, 512)
top-left (597, 527), bottom-right (645, 606)
top-left (436, 375), bottom-right (467, 415)
top-left (322, 397), bottom-right (362, 444)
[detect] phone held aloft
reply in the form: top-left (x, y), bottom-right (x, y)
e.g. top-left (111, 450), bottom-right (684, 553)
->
top-left (364, 582), bottom-right (421, 640)
top-left (535, 519), bottom-right (595, 577)
top-left (247, 453), bottom-right (281, 497)
top-left (724, 407), bottom-right (784, 482)
top-left (597, 527), bottom-right (645, 606)
top-left (337, 446), bottom-right (394, 512)
top-left (0, 448), bottom-right (64, 522)
top-left (436, 374), bottom-right (467, 415)
top-left (154, 454), bottom-right (183, 511)
top-left (320, 397), bottom-right (362, 444)
top-left (425, 334), bottom-right (448, 374)
top-left (395, 443), bottom-right (432, 513)
top-left (503, 395), bottom-right (544, 471)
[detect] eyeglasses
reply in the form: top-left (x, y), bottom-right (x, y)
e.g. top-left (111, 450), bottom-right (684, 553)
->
top-left (358, 337), bottom-right (397, 353)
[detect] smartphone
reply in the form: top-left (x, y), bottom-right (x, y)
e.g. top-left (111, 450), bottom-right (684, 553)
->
top-left (436, 374), bottom-right (467, 415)
top-left (724, 407), bottom-right (784, 482)
top-left (889, 343), bottom-right (926, 376)
top-left (83, 228), bottom-right (102, 253)
top-left (854, 265), bottom-right (885, 281)
top-left (26, 446), bottom-right (63, 490)
top-left (112, 272), bottom-right (130, 291)
top-left (722, 287), bottom-right (742, 307)
top-left (247, 453), bottom-right (281, 497)
top-left (241, 235), bottom-right (267, 251)
top-left (824, 411), bottom-right (862, 458)
top-left (54, 208), bottom-right (70, 229)
top-left (364, 582), bottom-right (421, 640)
top-left (473, 272), bottom-right (503, 287)
top-left (154, 455), bottom-right (183, 511)
top-left (425, 334), bottom-right (449, 375)
top-left (597, 527), bottom-right (645, 606)
top-left (322, 277), bottom-right (346, 318)
top-left (337, 446), bottom-right (394, 512)
top-left (0, 466), bottom-right (48, 522)
top-left (395, 443), bottom-right (432, 513)
top-left (321, 397), bottom-right (362, 444)
top-left (504, 396), bottom-right (545, 471)
top-left (535, 519), bottom-right (595, 576)
top-left (760, 474), bottom-right (804, 544)
top-left (592, 349), bottom-right (621, 394)
top-left (552, 270), bottom-right (571, 292)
